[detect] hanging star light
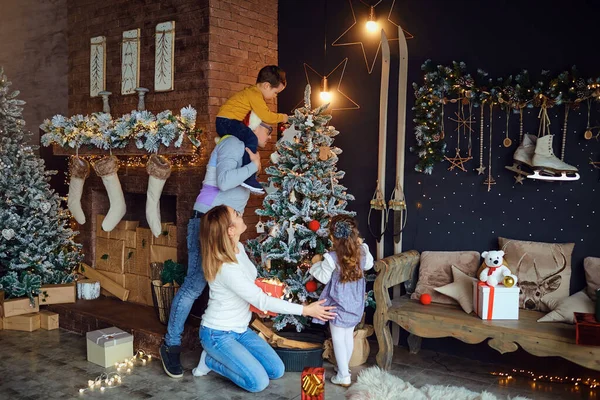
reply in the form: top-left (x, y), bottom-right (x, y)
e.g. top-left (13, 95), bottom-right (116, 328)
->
top-left (293, 59), bottom-right (360, 112)
top-left (332, 0), bottom-right (414, 74)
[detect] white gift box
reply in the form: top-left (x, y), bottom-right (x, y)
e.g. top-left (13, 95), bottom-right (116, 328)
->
top-left (473, 281), bottom-right (519, 320)
top-left (86, 327), bottom-right (133, 367)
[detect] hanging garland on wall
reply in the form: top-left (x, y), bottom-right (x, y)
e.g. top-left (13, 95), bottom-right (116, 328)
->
top-left (412, 60), bottom-right (600, 174)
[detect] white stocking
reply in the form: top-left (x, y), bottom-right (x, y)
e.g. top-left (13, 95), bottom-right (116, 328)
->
top-left (145, 154), bottom-right (172, 237)
top-left (94, 156), bottom-right (126, 232)
top-left (67, 157), bottom-right (90, 224)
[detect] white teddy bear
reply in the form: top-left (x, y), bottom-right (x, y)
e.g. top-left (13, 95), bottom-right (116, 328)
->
top-left (479, 250), bottom-right (518, 287)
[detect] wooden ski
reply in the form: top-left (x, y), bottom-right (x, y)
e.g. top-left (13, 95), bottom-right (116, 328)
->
top-left (375, 30), bottom-right (391, 260)
top-left (391, 24), bottom-right (409, 345)
top-left (391, 25), bottom-right (408, 255)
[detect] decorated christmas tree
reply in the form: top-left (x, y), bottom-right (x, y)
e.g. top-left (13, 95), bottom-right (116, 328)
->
top-left (247, 85), bottom-right (355, 331)
top-left (0, 68), bottom-right (82, 302)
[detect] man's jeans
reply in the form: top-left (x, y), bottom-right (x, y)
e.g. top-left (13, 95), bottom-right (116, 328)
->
top-left (200, 326), bottom-right (285, 392)
top-left (165, 217), bottom-right (206, 347)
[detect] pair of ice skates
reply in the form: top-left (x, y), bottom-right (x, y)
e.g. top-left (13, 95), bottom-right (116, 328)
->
top-left (505, 134), bottom-right (580, 181)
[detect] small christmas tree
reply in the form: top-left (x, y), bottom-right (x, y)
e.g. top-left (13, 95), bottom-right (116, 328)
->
top-left (0, 68), bottom-right (82, 302)
top-left (247, 85), bottom-right (355, 331)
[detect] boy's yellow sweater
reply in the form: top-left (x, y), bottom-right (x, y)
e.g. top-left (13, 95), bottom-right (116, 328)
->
top-left (217, 85), bottom-right (285, 125)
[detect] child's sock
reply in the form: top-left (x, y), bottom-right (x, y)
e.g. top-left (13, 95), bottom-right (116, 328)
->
top-left (192, 350), bottom-right (211, 377)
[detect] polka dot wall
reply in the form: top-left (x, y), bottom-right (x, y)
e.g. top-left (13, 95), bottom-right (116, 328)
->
top-left (403, 104), bottom-right (600, 291)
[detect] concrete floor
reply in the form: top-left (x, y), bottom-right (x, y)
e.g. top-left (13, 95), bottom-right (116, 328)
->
top-left (0, 329), bottom-right (597, 399)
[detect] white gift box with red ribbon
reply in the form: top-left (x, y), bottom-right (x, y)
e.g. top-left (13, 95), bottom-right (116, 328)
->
top-left (473, 281), bottom-right (519, 320)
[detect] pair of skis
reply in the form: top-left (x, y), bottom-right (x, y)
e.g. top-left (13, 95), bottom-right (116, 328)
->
top-left (371, 27), bottom-right (408, 261)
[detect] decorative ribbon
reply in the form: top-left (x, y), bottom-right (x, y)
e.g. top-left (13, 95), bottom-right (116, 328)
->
top-left (95, 330), bottom-right (128, 346)
top-left (476, 281), bottom-right (495, 320)
top-left (302, 373), bottom-right (324, 397)
top-left (486, 266), bottom-right (499, 276)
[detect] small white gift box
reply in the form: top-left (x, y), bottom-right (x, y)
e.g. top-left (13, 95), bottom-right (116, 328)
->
top-left (86, 327), bottom-right (133, 367)
top-left (473, 281), bottom-right (519, 320)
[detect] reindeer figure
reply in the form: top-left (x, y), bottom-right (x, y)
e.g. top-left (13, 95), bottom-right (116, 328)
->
top-left (513, 246), bottom-right (567, 311)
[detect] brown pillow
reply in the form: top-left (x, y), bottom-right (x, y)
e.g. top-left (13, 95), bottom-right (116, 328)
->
top-left (584, 257), bottom-right (600, 301)
top-left (411, 251), bottom-right (480, 305)
top-left (499, 237), bottom-right (573, 312)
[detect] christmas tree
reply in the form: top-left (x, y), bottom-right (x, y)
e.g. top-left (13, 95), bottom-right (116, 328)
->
top-left (0, 68), bottom-right (82, 302)
top-left (247, 85), bottom-right (355, 331)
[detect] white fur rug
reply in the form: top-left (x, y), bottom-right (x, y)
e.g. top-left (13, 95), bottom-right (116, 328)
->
top-left (345, 367), bottom-right (531, 400)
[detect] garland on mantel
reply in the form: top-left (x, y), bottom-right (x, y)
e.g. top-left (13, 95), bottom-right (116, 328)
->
top-left (40, 106), bottom-right (202, 154)
top-left (412, 60), bottom-right (600, 174)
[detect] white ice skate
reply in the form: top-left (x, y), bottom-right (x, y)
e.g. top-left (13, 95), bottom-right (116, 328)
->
top-left (505, 133), bottom-right (536, 177)
top-left (527, 135), bottom-right (580, 182)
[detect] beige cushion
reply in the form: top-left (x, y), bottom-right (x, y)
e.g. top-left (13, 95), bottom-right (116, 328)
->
top-left (499, 237), bottom-right (573, 312)
top-left (411, 251), bottom-right (480, 305)
top-left (537, 291), bottom-right (594, 324)
top-left (434, 265), bottom-right (477, 313)
top-left (584, 257), bottom-right (600, 302)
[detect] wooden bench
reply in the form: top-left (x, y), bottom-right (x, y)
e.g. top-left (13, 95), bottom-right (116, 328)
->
top-left (373, 250), bottom-right (600, 371)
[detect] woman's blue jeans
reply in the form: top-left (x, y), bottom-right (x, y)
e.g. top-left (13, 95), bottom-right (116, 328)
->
top-left (200, 325), bottom-right (285, 393)
top-left (165, 217), bottom-right (205, 347)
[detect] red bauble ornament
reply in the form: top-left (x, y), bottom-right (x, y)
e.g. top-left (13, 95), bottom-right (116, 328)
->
top-left (420, 293), bottom-right (432, 305)
top-left (308, 220), bottom-right (320, 232)
top-left (305, 280), bottom-right (318, 293)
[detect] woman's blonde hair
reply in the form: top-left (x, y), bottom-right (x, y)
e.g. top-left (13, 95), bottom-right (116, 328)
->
top-left (329, 215), bottom-right (363, 283)
top-left (201, 205), bottom-right (237, 282)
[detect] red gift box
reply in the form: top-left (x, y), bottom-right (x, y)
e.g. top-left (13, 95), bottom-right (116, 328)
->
top-left (301, 367), bottom-right (325, 400)
top-left (575, 312), bottom-right (600, 346)
top-left (249, 278), bottom-right (285, 317)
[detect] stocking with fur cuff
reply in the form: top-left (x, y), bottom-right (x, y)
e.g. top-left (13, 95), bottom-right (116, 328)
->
top-left (146, 154), bottom-right (172, 237)
top-left (68, 157), bottom-right (90, 224)
top-left (94, 156), bottom-right (126, 232)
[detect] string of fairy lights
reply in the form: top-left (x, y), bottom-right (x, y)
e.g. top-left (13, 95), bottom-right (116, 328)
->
top-left (493, 369), bottom-right (599, 390)
top-left (62, 153), bottom-right (203, 187)
top-left (78, 350), bottom-right (152, 395)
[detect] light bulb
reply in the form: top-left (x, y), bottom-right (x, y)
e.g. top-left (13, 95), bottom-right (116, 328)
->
top-left (320, 76), bottom-right (331, 102)
top-left (366, 6), bottom-right (378, 32)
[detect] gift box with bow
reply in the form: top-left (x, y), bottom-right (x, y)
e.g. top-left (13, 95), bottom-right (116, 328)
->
top-left (86, 327), bottom-right (133, 367)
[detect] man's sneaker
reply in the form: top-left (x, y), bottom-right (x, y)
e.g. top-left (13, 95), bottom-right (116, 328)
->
top-left (160, 344), bottom-right (183, 378)
top-left (331, 373), bottom-right (352, 387)
top-left (241, 175), bottom-right (265, 194)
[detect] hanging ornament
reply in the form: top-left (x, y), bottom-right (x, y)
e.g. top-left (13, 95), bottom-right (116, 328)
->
top-left (286, 224), bottom-right (296, 246)
top-left (2, 228), bottom-right (15, 240)
top-left (289, 190), bottom-right (297, 203)
top-left (584, 99), bottom-right (593, 140)
top-left (281, 126), bottom-right (299, 143)
top-left (319, 146), bottom-right (332, 161)
top-left (308, 220), bottom-right (320, 232)
top-left (305, 280), bottom-right (317, 293)
top-left (40, 202), bottom-right (51, 213)
top-left (255, 220), bottom-right (265, 234)
top-left (560, 105), bottom-right (570, 160)
top-left (307, 137), bottom-right (314, 152)
top-left (270, 152), bottom-right (280, 164)
top-left (269, 223), bottom-right (280, 237)
top-left (305, 115), bottom-right (314, 127)
top-left (483, 103), bottom-right (496, 192)
top-left (476, 103), bottom-right (486, 175)
top-left (503, 105), bottom-right (512, 147)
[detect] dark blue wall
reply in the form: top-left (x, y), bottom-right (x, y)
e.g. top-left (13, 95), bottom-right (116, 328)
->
top-left (278, 0), bottom-right (600, 295)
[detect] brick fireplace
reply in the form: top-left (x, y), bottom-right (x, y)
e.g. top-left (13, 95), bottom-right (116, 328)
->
top-left (64, 0), bottom-right (279, 268)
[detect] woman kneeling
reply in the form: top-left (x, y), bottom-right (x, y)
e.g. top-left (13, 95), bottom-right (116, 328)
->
top-left (193, 205), bottom-right (336, 393)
